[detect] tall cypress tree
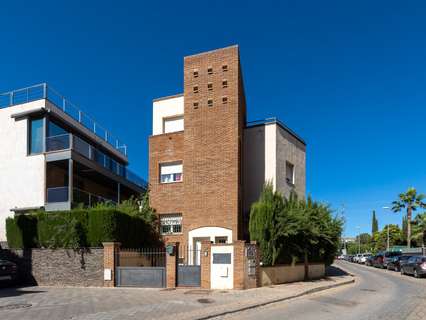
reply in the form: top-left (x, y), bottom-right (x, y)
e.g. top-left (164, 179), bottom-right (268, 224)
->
top-left (372, 210), bottom-right (379, 235)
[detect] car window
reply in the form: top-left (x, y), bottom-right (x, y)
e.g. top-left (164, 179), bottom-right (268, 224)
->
top-left (408, 257), bottom-right (416, 263)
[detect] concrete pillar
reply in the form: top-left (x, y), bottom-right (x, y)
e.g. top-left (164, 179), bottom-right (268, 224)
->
top-left (103, 242), bottom-right (121, 287)
top-left (200, 240), bottom-right (211, 289)
top-left (166, 242), bottom-right (178, 288)
top-left (68, 159), bottom-right (73, 204)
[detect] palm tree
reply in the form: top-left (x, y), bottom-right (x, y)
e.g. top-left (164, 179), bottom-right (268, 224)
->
top-left (412, 213), bottom-right (426, 247)
top-left (392, 188), bottom-right (426, 248)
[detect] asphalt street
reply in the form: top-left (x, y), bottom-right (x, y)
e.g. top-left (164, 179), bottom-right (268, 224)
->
top-left (218, 260), bottom-right (426, 320)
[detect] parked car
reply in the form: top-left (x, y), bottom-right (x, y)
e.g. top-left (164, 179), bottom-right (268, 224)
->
top-left (383, 251), bottom-right (402, 269)
top-left (372, 253), bottom-right (385, 268)
top-left (401, 256), bottom-right (426, 278)
top-left (359, 253), bottom-right (372, 264)
top-left (0, 259), bottom-right (18, 284)
top-left (353, 254), bottom-right (361, 263)
top-left (365, 255), bottom-right (374, 266)
top-left (387, 255), bottom-right (411, 272)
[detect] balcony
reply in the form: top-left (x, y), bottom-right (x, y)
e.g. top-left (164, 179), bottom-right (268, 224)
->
top-left (46, 133), bottom-right (146, 189)
top-left (47, 187), bottom-right (117, 206)
top-left (0, 83), bottom-right (128, 155)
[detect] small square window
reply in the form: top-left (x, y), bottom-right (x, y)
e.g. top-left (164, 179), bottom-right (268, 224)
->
top-left (215, 236), bottom-right (228, 244)
top-left (222, 97), bottom-right (228, 104)
top-left (222, 80), bottom-right (228, 88)
top-left (193, 102), bottom-right (199, 109)
top-left (193, 70), bottom-right (199, 78)
top-left (222, 65), bottom-right (228, 72)
top-left (193, 86), bottom-right (198, 93)
top-left (207, 83), bottom-right (213, 91)
top-left (207, 99), bottom-right (213, 107)
top-left (207, 67), bottom-right (213, 74)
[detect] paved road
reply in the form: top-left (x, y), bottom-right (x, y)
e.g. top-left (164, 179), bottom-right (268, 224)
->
top-left (218, 261), bottom-right (426, 320)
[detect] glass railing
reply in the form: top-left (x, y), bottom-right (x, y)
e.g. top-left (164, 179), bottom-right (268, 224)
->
top-left (46, 187), bottom-right (69, 203)
top-left (0, 83), bottom-right (127, 156)
top-left (46, 187), bottom-right (116, 206)
top-left (73, 188), bottom-right (116, 207)
top-left (46, 134), bottom-right (70, 152)
top-left (45, 134), bottom-right (147, 189)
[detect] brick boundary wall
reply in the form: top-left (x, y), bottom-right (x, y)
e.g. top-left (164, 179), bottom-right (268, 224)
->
top-left (103, 242), bottom-right (121, 287)
top-left (200, 240), bottom-right (211, 289)
top-left (0, 247), bottom-right (104, 287)
top-left (166, 242), bottom-right (178, 288)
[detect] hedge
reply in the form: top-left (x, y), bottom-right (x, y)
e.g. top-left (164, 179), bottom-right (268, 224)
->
top-left (6, 208), bottom-right (160, 249)
top-left (5, 215), bottom-right (38, 249)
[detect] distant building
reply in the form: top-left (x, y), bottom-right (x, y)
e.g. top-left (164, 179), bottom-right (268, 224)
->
top-left (0, 84), bottom-right (146, 242)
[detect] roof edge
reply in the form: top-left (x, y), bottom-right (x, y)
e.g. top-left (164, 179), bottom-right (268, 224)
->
top-left (153, 93), bottom-right (184, 103)
top-left (246, 117), bottom-right (306, 146)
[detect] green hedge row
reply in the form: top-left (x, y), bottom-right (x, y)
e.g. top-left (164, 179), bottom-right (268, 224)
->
top-left (6, 209), bottom-right (160, 249)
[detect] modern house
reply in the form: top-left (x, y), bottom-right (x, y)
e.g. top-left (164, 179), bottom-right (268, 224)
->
top-left (149, 45), bottom-right (306, 259)
top-left (0, 84), bottom-right (146, 242)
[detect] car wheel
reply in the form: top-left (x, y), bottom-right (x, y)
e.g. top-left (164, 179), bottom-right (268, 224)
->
top-left (414, 269), bottom-right (419, 278)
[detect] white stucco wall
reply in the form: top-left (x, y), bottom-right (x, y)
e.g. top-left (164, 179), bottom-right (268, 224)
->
top-left (275, 125), bottom-right (306, 198)
top-left (264, 124), bottom-right (277, 188)
top-left (210, 245), bottom-right (234, 289)
top-left (243, 122), bottom-right (306, 216)
top-left (152, 95), bottom-right (184, 135)
top-left (243, 124), bottom-right (276, 214)
top-left (188, 226), bottom-right (233, 247)
top-left (0, 101), bottom-right (46, 241)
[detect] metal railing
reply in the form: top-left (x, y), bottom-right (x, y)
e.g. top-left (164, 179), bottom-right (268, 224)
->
top-left (0, 83), bottom-right (127, 156)
top-left (117, 248), bottom-right (166, 267)
top-left (44, 134), bottom-right (146, 188)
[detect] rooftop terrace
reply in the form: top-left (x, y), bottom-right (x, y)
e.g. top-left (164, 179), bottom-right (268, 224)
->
top-left (0, 83), bottom-right (128, 156)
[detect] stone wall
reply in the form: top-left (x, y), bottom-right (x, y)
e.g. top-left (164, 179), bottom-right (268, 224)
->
top-left (260, 263), bottom-right (325, 286)
top-left (0, 247), bottom-right (104, 287)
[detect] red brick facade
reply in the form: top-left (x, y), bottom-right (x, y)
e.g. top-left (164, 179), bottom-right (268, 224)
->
top-left (149, 46), bottom-right (246, 247)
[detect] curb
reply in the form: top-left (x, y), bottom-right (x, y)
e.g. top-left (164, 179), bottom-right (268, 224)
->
top-left (194, 278), bottom-right (355, 320)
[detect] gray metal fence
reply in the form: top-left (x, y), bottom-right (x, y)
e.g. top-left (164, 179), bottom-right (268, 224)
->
top-left (177, 246), bottom-right (201, 287)
top-left (115, 248), bottom-right (166, 288)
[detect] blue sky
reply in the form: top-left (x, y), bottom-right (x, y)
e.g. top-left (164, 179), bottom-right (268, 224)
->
top-left (1, 1), bottom-right (425, 237)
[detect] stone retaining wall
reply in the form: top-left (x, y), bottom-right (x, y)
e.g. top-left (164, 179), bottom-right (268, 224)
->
top-left (0, 248), bottom-right (104, 287)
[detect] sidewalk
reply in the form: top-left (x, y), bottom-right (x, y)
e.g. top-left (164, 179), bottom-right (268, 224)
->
top-left (159, 272), bottom-right (354, 320)
top-left (0, 268), bottom-right (354, 320)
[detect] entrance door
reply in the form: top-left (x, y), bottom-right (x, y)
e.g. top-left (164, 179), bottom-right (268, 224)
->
top-left (193, 237), bottom-right (209, 265)
top-left (210, 245), bottom-right (234, 289)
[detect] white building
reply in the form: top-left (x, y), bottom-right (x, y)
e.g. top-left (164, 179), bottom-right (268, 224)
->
top-left (0, 83), bottom-right (146, 243)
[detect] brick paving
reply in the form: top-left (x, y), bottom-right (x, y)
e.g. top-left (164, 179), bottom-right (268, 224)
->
top-left (0, 275), bottom-right (353, 320)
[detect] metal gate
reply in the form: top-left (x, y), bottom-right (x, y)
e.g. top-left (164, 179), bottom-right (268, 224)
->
top-left (177, 246), bottom-right (201, 287)
top-left (116, 248), bottom-right (166, 288)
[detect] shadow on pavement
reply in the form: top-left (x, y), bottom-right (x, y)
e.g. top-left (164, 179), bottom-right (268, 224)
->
top-left (0, 286), bottom-right (45, 298)
top-left (325, 265), bottom-right (350, 277)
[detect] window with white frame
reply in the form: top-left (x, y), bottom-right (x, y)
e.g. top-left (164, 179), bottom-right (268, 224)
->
top-left (160, 161), bottom-right (183, 183)
top-left (286, 161), bottom-right (295, 185)
top-left (163, 116), bottom-right (184, 134)
top-left (160, 214), bottom-right (182, 234)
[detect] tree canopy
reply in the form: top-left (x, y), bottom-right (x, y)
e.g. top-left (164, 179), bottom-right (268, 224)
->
top-left (249, 183), bottom-right (343, 267)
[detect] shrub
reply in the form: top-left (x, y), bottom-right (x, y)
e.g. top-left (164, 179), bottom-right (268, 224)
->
top-left (5, 215), bottom-right (38, 248)
top-left (37, 210), bottom-right (88, 248)
top-left (249, 184), bottom-right (343, 267)
top-left (87, 208), bottom-right (161, 248)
